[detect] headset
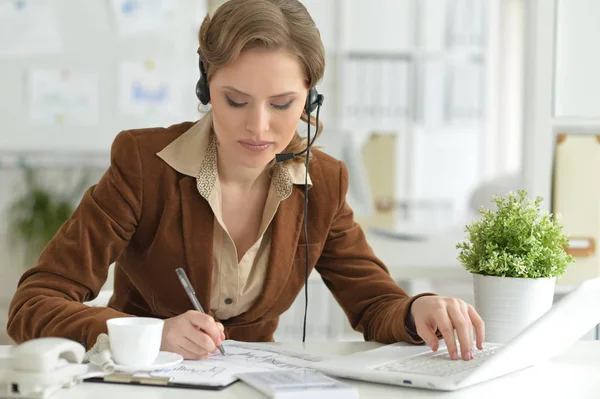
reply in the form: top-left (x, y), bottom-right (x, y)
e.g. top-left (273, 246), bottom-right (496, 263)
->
top-left (196, 55), bottom-right (324, 342)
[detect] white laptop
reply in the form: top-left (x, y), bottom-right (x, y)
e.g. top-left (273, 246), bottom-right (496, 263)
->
top-left (313, 276), bottom-right (600, 391)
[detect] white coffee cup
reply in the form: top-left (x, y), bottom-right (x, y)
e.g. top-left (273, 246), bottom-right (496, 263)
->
top-left (106, 317), bottom-right (164, 367)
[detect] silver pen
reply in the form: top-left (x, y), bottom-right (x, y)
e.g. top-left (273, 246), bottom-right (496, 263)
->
top-left (175, 268), bottom-right (226, 356)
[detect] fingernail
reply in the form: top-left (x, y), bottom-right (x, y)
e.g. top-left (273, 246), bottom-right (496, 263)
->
top-left (451, 351), bottom-right (458, 360)
top-left (428, 340), bottom-right (436, 349)
top-left (216, 339), bottom-right (222, 346)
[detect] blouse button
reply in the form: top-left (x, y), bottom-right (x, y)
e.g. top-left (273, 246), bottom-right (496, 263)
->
top-left (224, 298), bottom-right (233, 305)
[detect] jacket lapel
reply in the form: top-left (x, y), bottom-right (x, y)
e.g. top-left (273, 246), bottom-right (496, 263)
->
top-left (236, 187), bottom-right (305, 323)
top-left (179, 176), bottom-right (214, 313)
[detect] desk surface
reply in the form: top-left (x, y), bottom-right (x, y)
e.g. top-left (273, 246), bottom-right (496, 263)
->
top-left (3, 341), bottom-right (599, 398)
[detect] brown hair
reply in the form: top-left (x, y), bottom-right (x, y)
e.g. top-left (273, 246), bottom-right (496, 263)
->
top-left (198, 0), bottom-right (325, 164)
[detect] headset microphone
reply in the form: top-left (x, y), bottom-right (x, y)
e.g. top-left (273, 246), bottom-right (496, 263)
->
top-left (275, 90), bottom-right (324, 163)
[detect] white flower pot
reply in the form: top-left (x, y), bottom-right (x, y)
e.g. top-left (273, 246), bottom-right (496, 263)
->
top-left (473, 274), bottom-right (556, 344)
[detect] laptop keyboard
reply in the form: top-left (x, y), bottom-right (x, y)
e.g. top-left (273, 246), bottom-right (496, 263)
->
top-left (373, 344), bottom-right (501, 377)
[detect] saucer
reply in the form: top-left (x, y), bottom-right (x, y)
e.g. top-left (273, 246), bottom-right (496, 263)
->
top-left (113, 351), bottom-right (183, 372)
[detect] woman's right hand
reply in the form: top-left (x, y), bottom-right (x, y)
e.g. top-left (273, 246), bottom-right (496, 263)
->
top-left (161, 310), bottom-right (225, 360)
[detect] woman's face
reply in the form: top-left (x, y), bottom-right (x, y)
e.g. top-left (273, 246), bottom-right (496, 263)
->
top-left (209, 48), bottom-right (308, 169)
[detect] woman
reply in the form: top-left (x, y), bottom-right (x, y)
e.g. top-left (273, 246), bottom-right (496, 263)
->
top-left (7, 0), bottom-right (484, 362)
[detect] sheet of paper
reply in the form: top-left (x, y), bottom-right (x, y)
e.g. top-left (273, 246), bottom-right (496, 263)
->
top-left (0, 0), bottom-right (63, 58)
top-left (110, 0), bottom-right (176, 37)
top-left (27, 68), bottom-right (99, 127)
top-left (147, 340), bottom-right (331, 386)
top-left (118, 60), bottom-right (181, 117)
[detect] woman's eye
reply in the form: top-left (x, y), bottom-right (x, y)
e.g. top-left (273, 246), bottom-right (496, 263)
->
top-left (226, 97), bottom-right (247, 108)
top-left (272, 100), bottom-right (293, 110)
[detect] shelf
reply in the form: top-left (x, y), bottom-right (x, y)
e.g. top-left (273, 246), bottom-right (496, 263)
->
top-left (339, 49), bottom-right (485, 63)
top-left (553, 118), bottom-right (600, 129)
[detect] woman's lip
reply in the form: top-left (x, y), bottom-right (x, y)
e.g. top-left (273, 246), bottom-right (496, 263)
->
top-left (239, 140), bottom-right (273, 146)
top-left (239, 141), bottom-right (273, 152)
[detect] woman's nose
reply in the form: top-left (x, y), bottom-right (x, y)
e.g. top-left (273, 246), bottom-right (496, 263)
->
top-left (245, 106), bottom-right (270, 135)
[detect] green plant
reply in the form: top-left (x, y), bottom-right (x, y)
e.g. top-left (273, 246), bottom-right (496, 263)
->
top-left (7, 166), bottom-right (89, 266)
top-left (456, 189), bottom-right (574, 278)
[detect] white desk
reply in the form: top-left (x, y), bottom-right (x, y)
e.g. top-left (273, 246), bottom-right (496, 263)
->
top-left (2, 341), bottom-right (599, 398)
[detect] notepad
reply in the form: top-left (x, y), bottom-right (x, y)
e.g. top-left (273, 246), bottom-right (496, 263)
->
top-left (236, 370), bottom-right (358, 399)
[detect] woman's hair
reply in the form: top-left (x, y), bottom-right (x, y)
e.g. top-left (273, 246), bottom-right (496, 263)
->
top-left (198, 0), bottom-right (325, 164)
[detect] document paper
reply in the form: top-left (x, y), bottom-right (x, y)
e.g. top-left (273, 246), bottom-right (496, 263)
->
top-left (147, 340), bottom-right (331, 387)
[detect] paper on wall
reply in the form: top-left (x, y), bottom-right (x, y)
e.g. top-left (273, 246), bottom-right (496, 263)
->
top-left (0, 0), bottom-right (63, 58)
top-left (118, 60), bottom-right (181, 117)
top-left (110, 0), bottom-right (177, 37)
top-left (27, 68), bottom-right (99, 127)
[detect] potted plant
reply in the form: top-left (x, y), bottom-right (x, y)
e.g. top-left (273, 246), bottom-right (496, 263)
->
top-left (6, 166), bottom-right (89, 268)
top-left (456, 189), bottom-right (575, 343)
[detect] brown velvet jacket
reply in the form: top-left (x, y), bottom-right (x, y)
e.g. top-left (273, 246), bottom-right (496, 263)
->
top-left (7, 118), bottom-right (432, 349)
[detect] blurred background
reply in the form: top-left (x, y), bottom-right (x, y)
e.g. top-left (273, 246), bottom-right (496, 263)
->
top-left (1, 0), bottom-right (598, 343)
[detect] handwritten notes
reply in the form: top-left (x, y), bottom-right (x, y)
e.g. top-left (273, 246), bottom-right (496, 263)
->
top-left (147, 341), bottom-right (330, 387)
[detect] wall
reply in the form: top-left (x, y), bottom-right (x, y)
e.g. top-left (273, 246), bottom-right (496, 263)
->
top-left (554, 0), bottom-right (600, 119)
top-left (0, 0), bottom-right (205, 153)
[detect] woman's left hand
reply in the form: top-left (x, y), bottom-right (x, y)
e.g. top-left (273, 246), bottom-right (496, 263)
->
top-left (408, 296), bottom-right (485, 361)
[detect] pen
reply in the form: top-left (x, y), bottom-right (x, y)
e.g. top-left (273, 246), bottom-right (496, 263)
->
top-left (175, 268), bottom-right (226, 356)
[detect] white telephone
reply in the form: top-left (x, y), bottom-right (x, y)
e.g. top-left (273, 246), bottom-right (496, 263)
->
top-left (0, 337), bottom-right (89, 399)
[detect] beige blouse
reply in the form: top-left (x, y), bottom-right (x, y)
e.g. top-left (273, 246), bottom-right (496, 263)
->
top-left (157, 113), bottom-right (311, 320)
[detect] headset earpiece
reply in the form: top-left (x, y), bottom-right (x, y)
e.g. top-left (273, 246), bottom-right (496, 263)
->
top-left (305, 87), bottom-right (323, 114)
top-left (196, 56), bottom-right (211, 105)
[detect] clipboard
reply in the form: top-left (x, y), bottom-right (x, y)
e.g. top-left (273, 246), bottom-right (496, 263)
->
top-left (83, 372), bottom-right (238, 391)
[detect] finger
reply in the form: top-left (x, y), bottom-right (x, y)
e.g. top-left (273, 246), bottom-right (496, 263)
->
top-left (468, 305), bottom-right (485, 350)
top-left (185, 337), bottom-right (211, 359)
top-left (175, 345), bottom-right (197, 360)
top-left (415, 319), bottom-right (439, 352)
top-left (185, 322), bottom-right (217, 354)
top-left (186, 311), bottom-right (223, 347)
top-left (217, 322), bottom-right (225, 341)
top-left (447, 304), bottom-right (472, 361)
top-left (460, 304), bottom-right (474, 356)
top-left (460, 302), bottom-right (475, 359)
top-left (435, 311), bottom-right (458, 360)
top-left (176, 340), bottom-right (209, 360)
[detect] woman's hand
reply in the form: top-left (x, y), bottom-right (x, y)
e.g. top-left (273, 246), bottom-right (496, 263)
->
top-left (161, 310), bottom-right (225, 360)
top-left (409, 296), bottom-right (485, 361)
